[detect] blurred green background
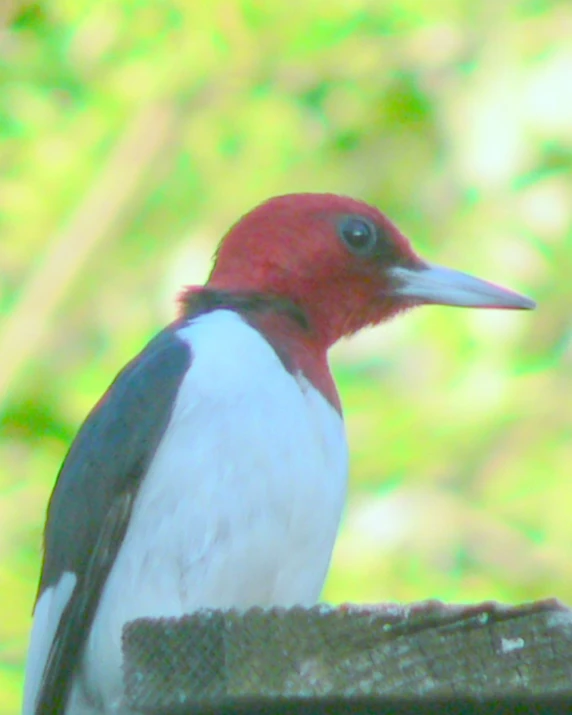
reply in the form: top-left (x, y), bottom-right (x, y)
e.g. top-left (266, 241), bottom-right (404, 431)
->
top-left (1, 0), bottom-right (570, 711)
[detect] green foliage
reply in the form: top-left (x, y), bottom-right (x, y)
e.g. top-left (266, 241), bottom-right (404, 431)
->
top-left (1, 1), bottom-right (570, 711)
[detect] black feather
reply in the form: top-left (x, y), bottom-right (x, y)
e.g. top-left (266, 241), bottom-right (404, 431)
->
top-left (34, 326), bottom-right (191, 713)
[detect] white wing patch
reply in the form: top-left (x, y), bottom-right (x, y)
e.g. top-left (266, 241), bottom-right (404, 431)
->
top-left (22, 572), bottom-right (77, 715)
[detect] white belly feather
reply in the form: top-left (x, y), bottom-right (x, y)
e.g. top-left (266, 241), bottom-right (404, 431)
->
top-left (74, 310), bottom-right (348, 711)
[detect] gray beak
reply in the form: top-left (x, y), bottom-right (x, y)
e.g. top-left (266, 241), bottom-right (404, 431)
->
top-left (389, 263), bottom-right (536, 310)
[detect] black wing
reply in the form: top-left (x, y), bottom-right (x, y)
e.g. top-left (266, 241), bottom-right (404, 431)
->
top-left (32, 324), bottom-right (191, 714)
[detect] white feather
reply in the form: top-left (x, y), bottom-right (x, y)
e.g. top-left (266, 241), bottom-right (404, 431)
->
top-left (54, 309), bottom-right (347, 713)
top-left (22, 572), bottom-right (76, 715)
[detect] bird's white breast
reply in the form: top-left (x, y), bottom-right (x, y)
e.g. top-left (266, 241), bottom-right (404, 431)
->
top-left (77, 309), bottom-right (348, 712)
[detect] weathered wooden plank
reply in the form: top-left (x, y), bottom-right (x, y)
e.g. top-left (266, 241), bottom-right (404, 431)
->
top-left (123, 599), bottom-right (572, 714)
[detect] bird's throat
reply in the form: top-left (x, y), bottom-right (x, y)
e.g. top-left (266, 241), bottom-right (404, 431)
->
top-left (179, 288), bottom-right (341, 412)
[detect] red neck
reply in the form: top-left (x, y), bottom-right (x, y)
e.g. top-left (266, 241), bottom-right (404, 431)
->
top-left (179, 287), bottom-right (341, 412)
top-left (250, 310), bottom-right (341, 413)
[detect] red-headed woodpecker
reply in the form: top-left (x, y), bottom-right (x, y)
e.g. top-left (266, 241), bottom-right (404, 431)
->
top-left (23, 193), bottom-right (535, 715)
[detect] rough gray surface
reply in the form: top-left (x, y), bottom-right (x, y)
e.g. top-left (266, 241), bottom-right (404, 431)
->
top-left (123, 599), bottom-right (572, 712)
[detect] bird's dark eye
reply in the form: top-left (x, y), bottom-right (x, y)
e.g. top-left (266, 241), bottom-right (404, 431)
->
top-left (338, 216), bottom-right (378, 255)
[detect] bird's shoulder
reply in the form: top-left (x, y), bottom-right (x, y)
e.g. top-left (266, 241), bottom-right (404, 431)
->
top-left (40, 321), bottom-right (192, 591)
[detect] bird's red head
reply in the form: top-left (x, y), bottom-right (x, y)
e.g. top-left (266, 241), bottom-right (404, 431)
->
top-left (205, 193), bottom-right (535, 348)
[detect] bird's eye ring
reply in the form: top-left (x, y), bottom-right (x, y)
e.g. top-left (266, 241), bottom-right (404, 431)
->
top-left (338, 216), bottom-right (378, 255)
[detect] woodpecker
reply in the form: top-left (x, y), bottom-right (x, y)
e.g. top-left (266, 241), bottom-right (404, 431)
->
top-left (23, 193), bottom-right (535, 715)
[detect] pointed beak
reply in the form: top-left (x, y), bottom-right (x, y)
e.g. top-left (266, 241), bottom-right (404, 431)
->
top-left (389, 263), bottom-right (536, 310)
